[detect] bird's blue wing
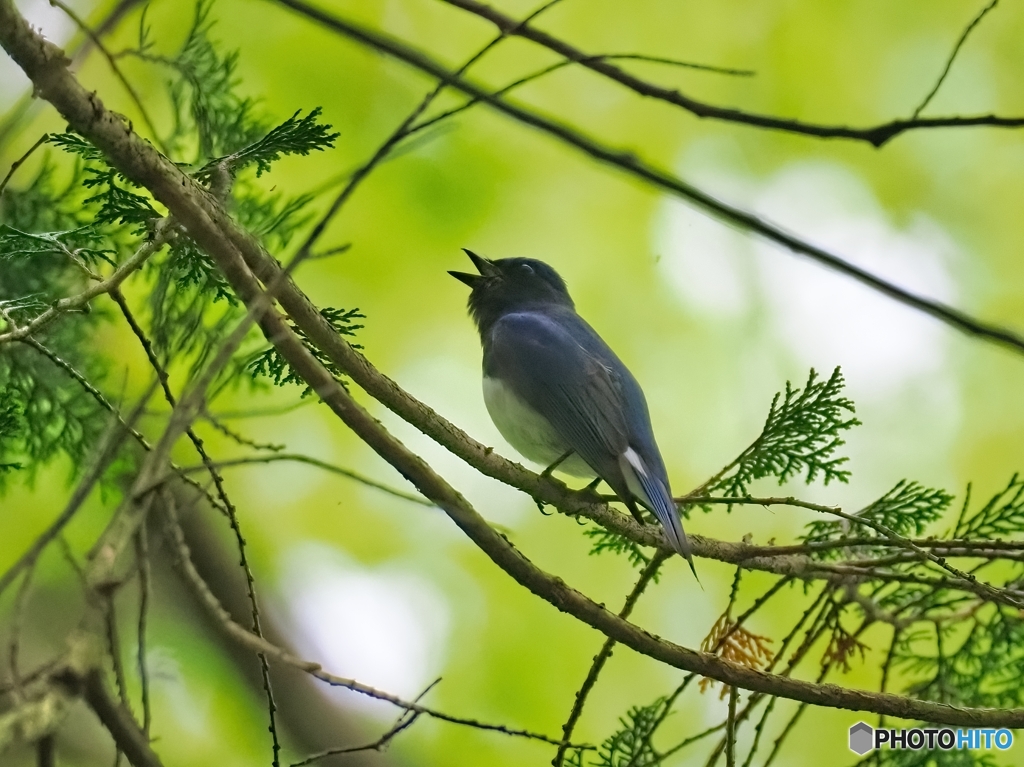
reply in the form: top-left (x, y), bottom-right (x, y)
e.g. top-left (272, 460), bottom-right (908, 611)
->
top-left (485, 311), bottom-right (630, 479)
top-left (485, 310), bottom-right (694, 568)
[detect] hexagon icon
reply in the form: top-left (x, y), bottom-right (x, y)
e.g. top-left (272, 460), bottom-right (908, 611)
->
top-left (849, 721), bottom-right (874, 755)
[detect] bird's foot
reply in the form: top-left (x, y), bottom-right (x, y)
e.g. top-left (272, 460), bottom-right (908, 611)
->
top-left (580, 477), bottom-right (605, 500)
top-left (541, 449), bottom-right (574, 477)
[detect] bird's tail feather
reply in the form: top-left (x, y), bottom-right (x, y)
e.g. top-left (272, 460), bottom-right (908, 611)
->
top-left (619, 449), bottom-right (697, 579)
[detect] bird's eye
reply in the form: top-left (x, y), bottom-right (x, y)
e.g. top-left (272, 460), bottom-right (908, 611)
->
top-left (519, 263), bottom-right (534, 276)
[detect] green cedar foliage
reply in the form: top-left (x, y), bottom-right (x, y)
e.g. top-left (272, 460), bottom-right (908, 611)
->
top-left (589, 367), bottom-right (860, 567)
top-left (802, 480), bottom-right (954, 557)
top-left (0, 161), bottom-right (117, 487)
top-left (708, 366), bottom-right (860, 498)
top-left (590, 697), bottom-right (665, 767)
top-left (246, 307), bottom-right (364, 397)
top-left (953, 475), bottom-right (1024, 540)
top-left (0, 0), bottom-right (341, 486)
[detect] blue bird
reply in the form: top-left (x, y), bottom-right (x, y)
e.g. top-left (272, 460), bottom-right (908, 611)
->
top-left (450, 250), bottom-right (696, 576)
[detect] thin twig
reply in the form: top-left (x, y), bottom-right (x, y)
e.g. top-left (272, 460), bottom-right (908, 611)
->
top-left (133, 524), bottom-right (151, 735)
top-left (725, 685), bottom-right (737, 767)
top-left (200, 407), bottom-right (284, 452)
top-left (406, 50), bottom-right (754, 137)
top-left (20, 334), bottom-right (228, 515)
top-left (877, 626), bottom-right (900, 730)
top-left (677, 494), bottom-right (1024, 608)
top-left (293, 0), bottom-right (568, 262)
top-left (797, 500), bottom-right (1024, 609)
top-left (624, 674), bottom-right (698, 767)
top-left (177, 453), bottom-right (433, 506)
top-left (553, 552), bottom-right (667, 766)
top-left (47, 0), bottom-right (167, 152)
top-left (598, 53), bottom-right (754, 77)
top-left (289, 679), bottom-right (440, 766)
top-left (657, 577), bottom-right (792, 763)
top-left (708, 594), bottom-right (843, 767)
top-left (112, 254), bottom-right (318, 767)
top-left (913, 0), bottom-right (1000, 118)
top-left (0, 133), bottom-right (48, 199)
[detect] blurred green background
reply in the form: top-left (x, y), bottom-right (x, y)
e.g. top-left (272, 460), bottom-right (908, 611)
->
top-left (2, 0), bottom-right (1023, 764)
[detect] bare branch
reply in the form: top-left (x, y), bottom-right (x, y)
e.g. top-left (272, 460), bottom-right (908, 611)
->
top-left (294, 0), bottom-right (568, 261)
top-left (288, 679), bottom-right (438, 766)
top-left (110, 287), bottom-right (285, 763)
top-left (178, 453), bottom-right (433, 506)
top-left (267, 0), bottom-right (1024, 358)
top-left (160, 493), bottom-right (589, 751)
top-left (434, 0), bottom-right (1024, 146)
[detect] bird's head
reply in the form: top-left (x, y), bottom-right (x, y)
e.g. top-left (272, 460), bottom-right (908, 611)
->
top-left (450, 249), bottom-right (574, 331)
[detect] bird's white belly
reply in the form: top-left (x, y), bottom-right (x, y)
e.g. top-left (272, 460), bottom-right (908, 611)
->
top-left (482, 376), bottom-right (594, 477)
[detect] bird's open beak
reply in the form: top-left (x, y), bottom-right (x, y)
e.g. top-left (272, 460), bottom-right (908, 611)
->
top-left (448, 248), bottom-right (499, 287)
